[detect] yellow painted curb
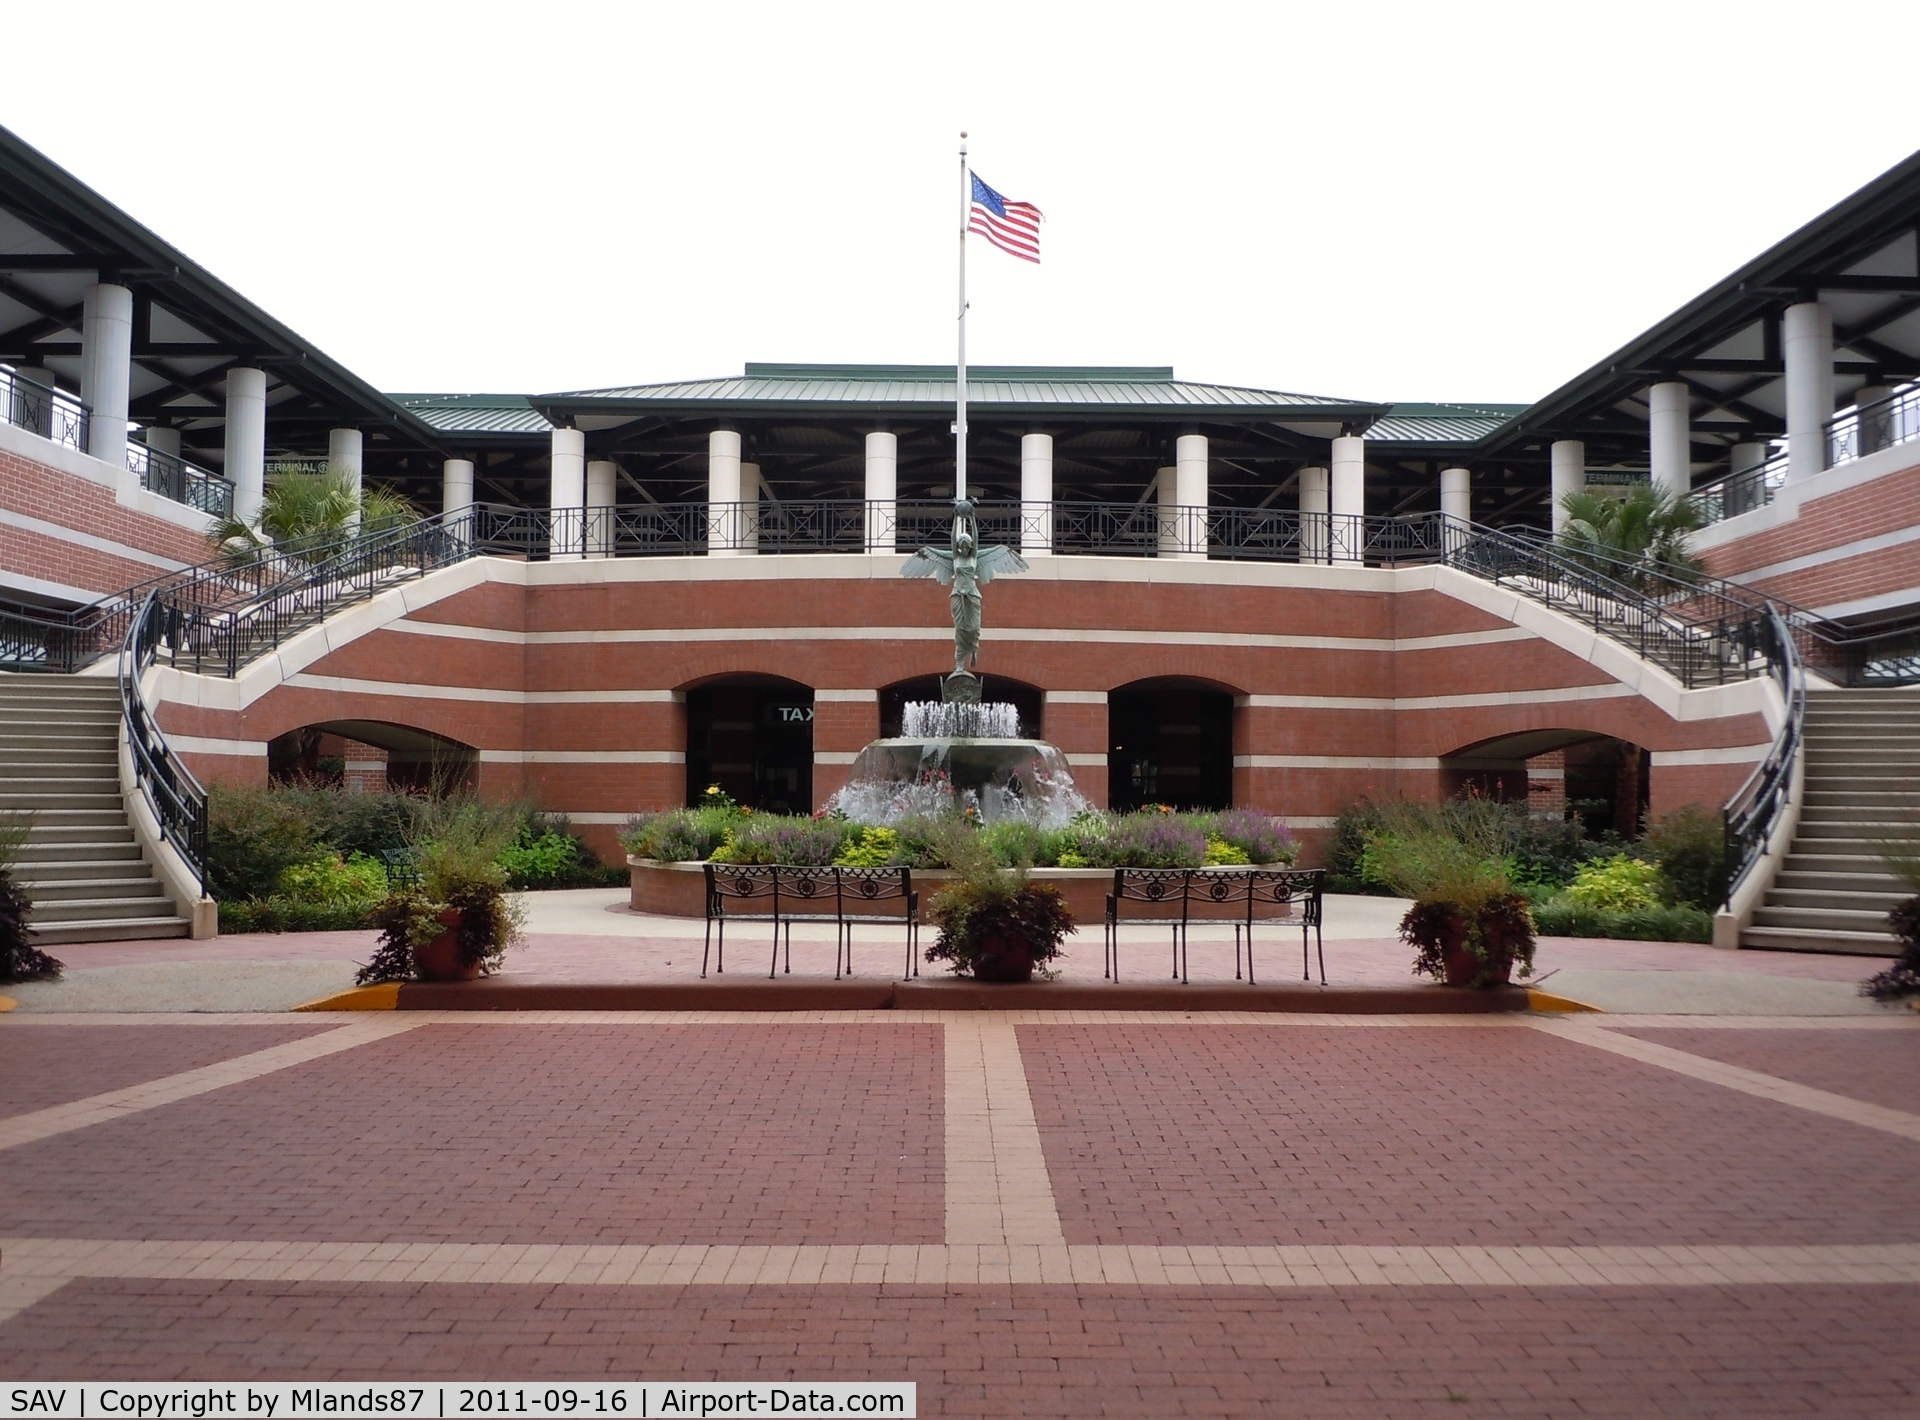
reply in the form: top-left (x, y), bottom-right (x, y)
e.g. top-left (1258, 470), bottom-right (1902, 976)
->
top-left (0, 996), bottom-right (15, 1013)
top-left (1527, 988), bottom-right (1602, 1014)
top-left (293, 983), bottom-right (400, 1012)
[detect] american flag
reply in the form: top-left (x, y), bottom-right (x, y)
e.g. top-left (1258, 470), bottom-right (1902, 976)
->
top-left (969, 173), bottom-right (1041, 264)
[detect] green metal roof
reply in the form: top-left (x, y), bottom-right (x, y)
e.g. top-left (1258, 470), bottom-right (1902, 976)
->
top-left (538, 363), bottom-right (1386, 425)
top-left (391, 393), bottom-right (553, 436)
top-left (1367, 402), bottom-right (1531, 445)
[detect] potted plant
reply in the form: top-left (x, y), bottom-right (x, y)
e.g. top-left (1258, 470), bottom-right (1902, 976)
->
top-left (356, 804), bottom-right (526, 985)
top-left (924, 823), bottom-right (1075, 982)
top-left (1361, 806), bottom-right (1535, 988)
top-left (0, 814), bottom-right (61, 985)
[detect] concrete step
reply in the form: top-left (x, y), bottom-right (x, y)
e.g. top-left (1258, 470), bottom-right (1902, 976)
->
top-left (1765, 886), bottom-right (1910, 912)
top-left (18, 810), bottom-right (134, 831)
top-left (0, 792), bottom-right (122, 811)
top-left (1794, 808), bottom-right (1918, 825)
top-left (1739, 924), bottom-right (1901, 956)
top-left (27, 892), bottom-right (175, 924)
top-left (1802, 790), bottom-right (1920, 807)
top-left (1775, 869), bottom-right (1909, 892)
top-left (26, 915), bottom-right (191, 945)
top-left (20, 875), bottom-right (167, 903)
top-left (18, 825), bottom-right (135, 846)
top-left (1750, 904), bottom-right (1898, 933)
top-left (0, 734), bottom-right (119, 752)
top-left (18, 858), bottom-right (154, 882)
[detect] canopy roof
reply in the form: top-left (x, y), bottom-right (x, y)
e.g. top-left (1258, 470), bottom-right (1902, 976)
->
top-left (0, 123), bottom-right (441, 476)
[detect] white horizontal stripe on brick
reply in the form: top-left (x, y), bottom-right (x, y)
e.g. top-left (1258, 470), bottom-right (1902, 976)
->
top-left (814, 688), bottom-right (879, 702)
top-left (560, 813), bottom-right (635, 825)
top-left (1239, 683), bottom-right (1635, 712)
top-left (1045, 690), bottom-right (1109, 704)
top-left (813, 751), bottom-right (861, 764)
top-left (476, 750), bottom-right (684, 764)
top-left (4, 508), bottom-right (191, 573)
top-left (1648, 746), bottom-right (1770, 766)
top-left (166, 734), bottom-right (268, 757)
top-left (1236, 755), bottom-right (1444, 770)
top-left (1064, 753), bottom-right (1107, 766)
top-left (5, 1237), bottom-right (1915, 1290)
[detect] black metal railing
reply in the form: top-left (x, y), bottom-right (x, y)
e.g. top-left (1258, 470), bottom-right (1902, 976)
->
top-left (121, 591), bottom-right (209, 896)
top-left (1826, 383), bottom-right (1920, 469)
top-left (1687, 450), bottom-right (1789, 525)
top-left (126, 441), bottom-right (235, 518)
top-left (1722, 608), bottom-right (1802, 908)
top-left (1, 364), bottom-right (88, 452)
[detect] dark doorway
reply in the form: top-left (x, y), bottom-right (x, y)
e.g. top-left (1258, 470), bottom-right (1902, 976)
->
top-left (1108, 679), bottom-right (1234, 811)
top-left (685, 676), bottom-right (815, 813)
top-left (266, 721), bottom-right (478, 795)
top-left (1565, 738), bottom-right (1650, 838)
top-left (878, 675), bottom-right (1044, 739)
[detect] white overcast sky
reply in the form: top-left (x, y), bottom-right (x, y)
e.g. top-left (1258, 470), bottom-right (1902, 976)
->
top-left (9, 1), bottom-right (1920, 405)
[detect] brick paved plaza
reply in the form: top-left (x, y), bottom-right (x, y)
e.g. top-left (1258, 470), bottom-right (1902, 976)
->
top-left (2, 1006), bottom-right (1918, 1416)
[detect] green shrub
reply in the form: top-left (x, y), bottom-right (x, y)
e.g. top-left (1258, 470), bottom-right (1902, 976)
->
top-left (621, 806), bottom-right (738, 862)
top-left (1530, 897), bottom-right (1713, 943)
top-left (496, 827), bottom-right (580, 888)
top-left (834, 826), bottom-right (901, 868)
top-left (1644, 804), bottom-right (1727, 908)
top-left (982, 819), bottom-right (1046, 867)
top-left (1563, 854), bottom-right (1661, 912)
top-left (1204, 835), bottom-right (1251, 865)
top-left (207, 784), bottom-right (321, 902)
top-left (278, 851), bottom-right (388, 907)
top-left (218, 897), bottom-right (376, 934)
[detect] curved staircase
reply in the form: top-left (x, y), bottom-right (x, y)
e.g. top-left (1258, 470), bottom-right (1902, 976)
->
top-left (1742, 687), bottom-right (1917, 955)
top-left (0, 673), bottom-right (191, 944)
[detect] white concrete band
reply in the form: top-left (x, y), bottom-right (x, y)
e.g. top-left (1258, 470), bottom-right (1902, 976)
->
top-left (1549, 440), bottom-right (1585, 530)
top-left (223, 367), bottom-right (267, 524)
top-left (1298, 465), bottom-right (1329, 562)
top-left (441, 458), bottom-right (474, 516)
top-left (1020, 432), bottom-right (1053, 555)
top-left (1173, 433), bottom-right (1208, 560)
top-left (1784, 301), bottom-right (1835, 484)
top-left (1330, 434), bottom-right (1365, 563)
top-left (1440, 466), bottom-right (1470, 526)
top-left (80, 283), bottom-right (133, 473)
top-left (708, 428), bottom-right (742, 556)
top-left (1648, 382), bottom-right (1691, 500)
top-left (864, 431), bottom-right (897, 554)
top-left (548, 427), bottom-right (586, 561)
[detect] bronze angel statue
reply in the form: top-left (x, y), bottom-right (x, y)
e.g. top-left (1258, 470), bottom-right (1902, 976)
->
top-left (902, 501), bottom-right (1029, 676)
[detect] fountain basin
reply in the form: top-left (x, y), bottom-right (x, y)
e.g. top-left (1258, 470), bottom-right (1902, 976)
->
top-left (827, 736), bottom-right (1088, 827)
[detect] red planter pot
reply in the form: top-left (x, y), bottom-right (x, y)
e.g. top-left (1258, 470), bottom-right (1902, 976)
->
top-left (970, 934), bottom-right (1036, 983)
top-left (1441, 946), bottom-right (1514, 988)
top-left (412, 908), bottom-right (480, 982)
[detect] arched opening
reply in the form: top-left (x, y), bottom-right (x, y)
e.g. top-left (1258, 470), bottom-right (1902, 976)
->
top-left (878, 674), bottom-right (1044, 739)
top-left (684, 675), bottom-right (814, 813)
top-left (1108, 678), bottom-right (1234, 811)
top-left (267, 721), bottom-right (479, 795)
top-left (1441, 730), bottom-right (1650, 837)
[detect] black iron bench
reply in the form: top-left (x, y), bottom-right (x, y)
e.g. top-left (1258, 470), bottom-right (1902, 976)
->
top-left (702, 863), bottom-right (918, 981)
top-left (1105, 866), bottom-right (1326, 985)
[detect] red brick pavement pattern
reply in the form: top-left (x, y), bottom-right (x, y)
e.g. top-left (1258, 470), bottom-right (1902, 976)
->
top-left (4, 1278), bottom-right (1917, 1417)
top-left (1615, 1026), bottom-right (1920, 1115)
top-left (1019, 1025), bottom-right (1920, 1247)
top-left (0, 1022), bottom-right (338, 1120)
top-left (0, 1024), bottom-right (942, 1244)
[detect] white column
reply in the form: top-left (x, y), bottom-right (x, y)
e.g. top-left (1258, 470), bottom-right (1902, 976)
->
top-left (1784, 301), bottom-right (1835, 483)
top-left (80, 282), bottom-right (133, 472)
top-left (1154, 465), bottom-right (1179, 556)
top-left (224, 367), bottom-right (267, 524)
top-left (1173, 433), bottom-right (1208, 560)
top-left (864, 431), bottom-right (897, 554)
top-left (708, 428), bottom-right (742, 556)
top-left (1020, 432), bottom-right (1053, 555)
top-left (1298, 465), bottom-right (1329, 562)
top-left (586, 458), bottom-right (617, 558)
top-left (1853, 385), bottom-right (1894, 458)
top-left (549, 427), bottom-right (585, 560)
top-left (1648, 382), bottom-right (1691, 500)
top-left (738, 460), bottom-right (763, 555)
top-left (1329, 433), bottom-right (1365, 563)
top-left (143, 426), bottom-right (180, 458)
top-left (1440, 466), bottom-right (1471, 526)
top-left (328, 427), bottom-right (364, 529)
top-left (1550, 439), bottom-right (1585, 531)
top-left (441, 458), bottom-right (474, 514)
top-left (1727, 441), bottom-right (1770, 517)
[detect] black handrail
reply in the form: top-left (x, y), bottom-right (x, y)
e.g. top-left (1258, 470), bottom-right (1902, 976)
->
top-left (120, 590), bottom-right (209, 897)
top-left (1721, 608), bottom-right (1803, 909)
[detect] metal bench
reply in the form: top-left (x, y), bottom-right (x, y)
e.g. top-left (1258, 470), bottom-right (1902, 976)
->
top-left (1104, 866), bottom-right (1326, 985)
top-left (702, 863), bottom-right (918, 981)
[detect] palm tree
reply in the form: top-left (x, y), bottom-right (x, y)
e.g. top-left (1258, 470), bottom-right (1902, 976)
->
top-left (1557, 482), bottom-right (1707, 590)
top-left (211, 463), bottom-right (417, 566)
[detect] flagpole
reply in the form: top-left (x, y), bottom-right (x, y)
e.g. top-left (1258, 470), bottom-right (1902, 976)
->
top-left (956, 132), bottom-right (969, 507)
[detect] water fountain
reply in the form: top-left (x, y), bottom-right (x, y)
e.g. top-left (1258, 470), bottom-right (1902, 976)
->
top-left (824, 501), bottom-right (1090, 827)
